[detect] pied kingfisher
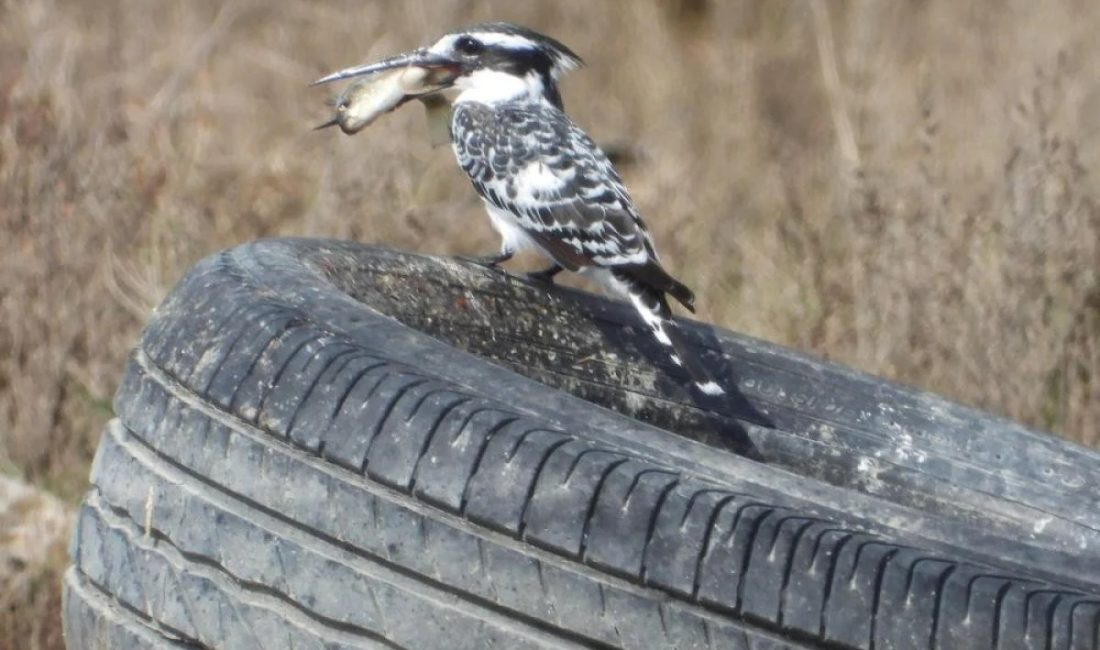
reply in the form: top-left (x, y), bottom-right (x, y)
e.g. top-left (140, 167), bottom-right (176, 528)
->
top-left (315, 22), bottom-right (724, 396)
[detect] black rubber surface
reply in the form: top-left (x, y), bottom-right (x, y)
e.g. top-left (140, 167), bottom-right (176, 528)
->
top-left (64, 239), bottom-right (1100, 649)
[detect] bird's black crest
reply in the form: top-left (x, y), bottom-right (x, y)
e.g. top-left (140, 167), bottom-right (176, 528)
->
top-left (449, 22), bottom-right (584, 70)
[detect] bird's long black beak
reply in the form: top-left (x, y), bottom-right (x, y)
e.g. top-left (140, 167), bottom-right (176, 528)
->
top-left (311, 48), bottom-right (460, 86)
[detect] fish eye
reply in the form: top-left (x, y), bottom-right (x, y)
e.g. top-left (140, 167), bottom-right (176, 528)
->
top-left (455, 35), bottom-right (483, 55)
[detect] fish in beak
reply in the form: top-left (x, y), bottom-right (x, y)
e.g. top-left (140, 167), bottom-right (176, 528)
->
top-left (313, 49), bottom-right (461, 135)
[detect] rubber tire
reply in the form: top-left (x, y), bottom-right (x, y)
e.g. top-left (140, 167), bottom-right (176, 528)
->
top-left (64, 238), bottom-right (1100, 649)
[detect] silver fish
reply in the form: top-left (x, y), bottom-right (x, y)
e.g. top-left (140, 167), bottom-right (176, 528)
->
top-left (315, 66), bottom-right (450, 135)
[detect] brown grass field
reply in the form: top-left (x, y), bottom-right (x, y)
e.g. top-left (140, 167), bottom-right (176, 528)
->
top-left (2, 0), bottom-right (1100, 647)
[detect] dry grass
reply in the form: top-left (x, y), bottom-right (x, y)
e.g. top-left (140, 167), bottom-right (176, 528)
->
top-left (2, 1), bottom-right (1099, 647)
top-left (0, 477), bottom-right (71, 650)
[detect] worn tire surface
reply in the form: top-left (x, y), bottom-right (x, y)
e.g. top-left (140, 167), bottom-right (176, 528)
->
top-left (64, 238), bottom-right (1100, 649)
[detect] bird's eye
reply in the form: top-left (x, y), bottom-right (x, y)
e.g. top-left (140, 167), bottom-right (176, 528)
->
top-left (455, 36), bottom-right (483, 55)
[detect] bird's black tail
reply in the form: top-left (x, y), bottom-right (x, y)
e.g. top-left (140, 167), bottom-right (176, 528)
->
top-left (609, 269), bottom-right (725, 396)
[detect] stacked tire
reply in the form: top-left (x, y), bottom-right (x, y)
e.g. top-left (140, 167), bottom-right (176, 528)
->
top-left (64, 239), bottom-right (1100, 649)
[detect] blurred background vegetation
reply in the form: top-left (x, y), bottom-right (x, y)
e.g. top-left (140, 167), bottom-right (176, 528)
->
top-left (2, 0), bottom-right (1099, 647)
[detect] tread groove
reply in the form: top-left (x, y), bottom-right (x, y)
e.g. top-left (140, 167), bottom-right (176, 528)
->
top-left (408, 394), bottom-right (474, 492)
top-left (1066, 599), bottom-right (1100, 650)
top-left (680, 488), bottom-right (733, 528)
top-left (818, 532), bottom-right (856, 638)
top-left (991, 577), bottom-right (1014, 650)
top-left (226, 321), bottom-right (306, 409)
top-left (809, 527), bottom-right (857, 564)
top-left (449, 405), bottom-right (511, 447)
top-left (691, 494), bottom-right (739, 599)
top-left (930, 564), bottom-right (957, 650)
top-left (964, 573), bottom-right (1015, 613)
top-left (848, 540), bottom-right (897, 583)
top-left (578, 458), bottom-right (632, 560)
top-left (904, 556), bottom-right (954, 595)
top-left (517, 437), bottom-right (574, 539)
top-left (866, 547), bottom-right (900, 650)
top-left (361, 377), bottom-right (433, 473)
top-left (254, 334), bottom-right (329, 417)
top-left (505, 426), bottom-right (562, 461)
top-left (405, 385), bottom-right (470, 424)
top-left (734, 507), bottom-right (777, 614)
top-left (458, 415), bottom-right (522, 514)
top-left (563, 447), bottom-right (620, 484)
top-left (639, 479), bottom-right (681, 585)
top-left (776, 519), bottom-right (820, 627)
top-left (195, 306), bottom-right (288, 391)
top-left (326, 360), bottom-right (390, 426)
top-left (622, 468), bottom-right (681, 507)
top-left (282, 347), bottom-right (361, 433)
top-left (1044, 594), bottom-right (1065, 650)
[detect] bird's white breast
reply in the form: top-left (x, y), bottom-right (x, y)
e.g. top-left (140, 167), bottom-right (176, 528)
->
top-left (485, 204), bottom-right (542, 256)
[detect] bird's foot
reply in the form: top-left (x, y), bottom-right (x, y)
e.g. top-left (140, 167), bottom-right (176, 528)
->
top-left (526, 263), bottom-right (564, 286)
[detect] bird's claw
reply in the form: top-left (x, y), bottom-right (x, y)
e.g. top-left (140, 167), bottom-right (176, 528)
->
top-left (458, 252), bottom-right (514, 269)
top-left (526, 264), bottom-right (564, 286)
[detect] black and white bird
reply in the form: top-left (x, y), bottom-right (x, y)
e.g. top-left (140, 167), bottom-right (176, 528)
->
top-left (315, 23), bottom-right (724, 396)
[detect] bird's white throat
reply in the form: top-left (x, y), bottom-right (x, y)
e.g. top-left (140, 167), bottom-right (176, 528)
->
top-left (453, 69), bottom-right (547, 105)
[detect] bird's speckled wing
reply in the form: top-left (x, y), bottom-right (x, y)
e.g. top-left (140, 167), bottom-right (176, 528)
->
top-left (451, 102), bottom-right (656, 270)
